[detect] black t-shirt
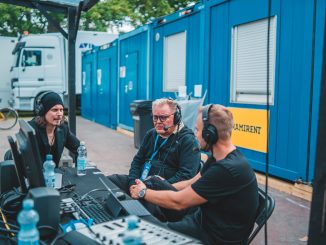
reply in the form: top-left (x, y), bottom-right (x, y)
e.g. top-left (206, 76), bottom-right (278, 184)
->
top-left (191, 149), bottom-right (259, 245)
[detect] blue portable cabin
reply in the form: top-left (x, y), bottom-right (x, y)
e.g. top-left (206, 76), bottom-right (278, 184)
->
top-left (81, 48), bottom-right (98, 121)
top-left (95, 39), bottom-right (119, 129)
top-left (150, 2), bottom-right (205, 99)
top-left (118, 25), bottom-right (151, 130)
top-left (204, 0), bottom-right (326, 182)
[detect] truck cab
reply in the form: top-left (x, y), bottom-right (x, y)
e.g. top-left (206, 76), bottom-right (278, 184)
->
top-left (10, 35), bottom-right (65, 110)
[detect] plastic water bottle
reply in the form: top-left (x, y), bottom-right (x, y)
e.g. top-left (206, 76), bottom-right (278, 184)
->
top-left (17, 199), bottom-right (40, 245)
top-left (43, 154), bottom-right (55, 188)
top-left (77, 141), bottom-right (87, 176)
top-left (121, 215), bottom-right (142, 245)
top-left (140, 161), bottom-right (151, 181)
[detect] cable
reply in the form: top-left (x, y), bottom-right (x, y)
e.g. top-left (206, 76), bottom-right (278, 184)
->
top-left (38, 225), bottom-right (58, 233)
top-left (0, 208), bottom-right (14, 236)
top-left (0, 219), bottom-right (19, 230)
top-left (305, 0), bottom-right (317, 184)
top-left (58, 184), bottom-right (76, 194)
top-left (50, 232), bottom-right (66, 245)
top-left (80, 188), bottom-right (107, 200)
top-left (0, 227), bottom-right (18, 234)
top-left (264, 0), bottom-right (272, 244)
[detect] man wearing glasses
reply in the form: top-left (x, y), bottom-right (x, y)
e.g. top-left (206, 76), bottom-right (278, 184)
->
top-left (108, 98), bottom-right (200, 220)
top-left (130, 104), bottom-right (259, 244)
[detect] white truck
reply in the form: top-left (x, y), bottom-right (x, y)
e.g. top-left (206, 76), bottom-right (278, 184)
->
top-left (9, 31), bottom-right (117, 111)
top-left (0, 36), bottom-right (18, 108)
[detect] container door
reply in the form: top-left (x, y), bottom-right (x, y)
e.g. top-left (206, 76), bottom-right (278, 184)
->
top-left (96, 57), bottom-right (111, 127)
top-left (119, 52), bottom-right (138, 128)
top-left (81, 61), bottom-right (93, 120)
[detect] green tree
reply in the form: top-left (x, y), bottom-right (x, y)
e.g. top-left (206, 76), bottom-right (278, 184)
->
top-left (128, 0), bottom-right (196, 25)
top-left (0, 0), bottom-right (197, 36)
top-left (80, 0), bottom-right (136, 32)
top-left (0, 3), bottom-right (64, 36)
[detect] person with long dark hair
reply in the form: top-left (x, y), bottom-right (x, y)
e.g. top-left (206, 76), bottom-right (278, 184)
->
top-left (29, 91), bottom-right (80, 167)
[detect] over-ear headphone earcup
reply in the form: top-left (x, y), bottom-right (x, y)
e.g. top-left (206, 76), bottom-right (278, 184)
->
top-left (34, 91), bottom-right (51, 116)
top-left (36, 103), bottom-right (44, 116)
top-left (34, 97), bottom-right (43, 116)
top-left (173, 104), bottom-right (182, 125)
top-left (202, 104), bottom-right (218, 147)
top-left (202, 124), bottom-right (218, 146)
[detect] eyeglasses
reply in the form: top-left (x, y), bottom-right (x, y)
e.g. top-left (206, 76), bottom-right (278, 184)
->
top-left (153, 113), bottom-right (173, 122)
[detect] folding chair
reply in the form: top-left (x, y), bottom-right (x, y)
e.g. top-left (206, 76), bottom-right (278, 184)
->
top-left (247, 187), bottom-right (275, 244)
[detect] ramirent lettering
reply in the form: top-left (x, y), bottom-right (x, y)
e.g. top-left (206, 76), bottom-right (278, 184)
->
top-left (233, 124), bottom-right (262, 134)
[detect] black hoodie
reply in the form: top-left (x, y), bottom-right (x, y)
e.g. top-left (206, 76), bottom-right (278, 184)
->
top-left (128, 125), bottom-right (200, 187)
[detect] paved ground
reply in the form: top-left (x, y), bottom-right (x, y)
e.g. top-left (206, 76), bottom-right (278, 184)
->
top-left (0, 116), bottom-right (310, 244)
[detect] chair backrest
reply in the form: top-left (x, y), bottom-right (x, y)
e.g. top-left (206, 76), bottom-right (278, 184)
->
top-left (247, 187), bottom-right (275, 244)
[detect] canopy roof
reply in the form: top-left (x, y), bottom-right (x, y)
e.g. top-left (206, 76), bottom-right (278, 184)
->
top-left (0, 0), bottom-right (98, 13)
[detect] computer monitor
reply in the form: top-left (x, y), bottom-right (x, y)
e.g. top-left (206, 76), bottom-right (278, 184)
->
top-left (7, 136), bottom-right (28, 193)
top-left (15, 120), bottom-right (45, 188)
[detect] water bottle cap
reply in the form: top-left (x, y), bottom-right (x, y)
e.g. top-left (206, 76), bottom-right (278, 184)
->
top-left (46, 154), bottom-right (53, 160)
top-left (127, 215), bottom-right (138, 229)
top-left (80, 141), bottom-right (85, 146)
top-left (23, 199), bottom-right (34, 209)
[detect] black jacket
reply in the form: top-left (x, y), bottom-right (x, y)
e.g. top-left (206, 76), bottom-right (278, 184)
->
top-left (28, 118), bottom-right (80, 167)
top-left (128, 125), bottom-right (200, 186)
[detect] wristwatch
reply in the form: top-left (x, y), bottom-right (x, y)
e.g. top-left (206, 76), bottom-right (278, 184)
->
top-left (138, 188), bottom-right (147, 199)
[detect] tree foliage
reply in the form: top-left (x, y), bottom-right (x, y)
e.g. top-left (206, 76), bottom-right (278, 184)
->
top-left (0, 0), bottom-right (197, 36)
top-left (128, 0), bottom-right (196, 25)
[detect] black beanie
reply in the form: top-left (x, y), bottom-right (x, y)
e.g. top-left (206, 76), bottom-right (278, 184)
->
top-left (40, 92), bottom-right (64, 116)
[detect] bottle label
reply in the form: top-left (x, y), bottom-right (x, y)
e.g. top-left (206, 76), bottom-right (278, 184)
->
top-left (77, 158), bottom-right (87, 171)
top-left (45, 176), bottom-right (55, 188)
top-left (140, 161), bottom-right (151, 181)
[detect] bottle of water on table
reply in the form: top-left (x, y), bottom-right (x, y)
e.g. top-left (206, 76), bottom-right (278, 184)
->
top-left (77, 141), bottom-right (87, 176)
top-left (43, 154), bottom-right (55, 188)
top-left (17, 199), bottom-right (40, 245)
top-left (121, 215), bottom-right (142, 245)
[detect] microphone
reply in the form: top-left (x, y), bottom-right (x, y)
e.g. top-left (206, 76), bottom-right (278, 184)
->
top-left (163, 125), bottom-right (173, 131)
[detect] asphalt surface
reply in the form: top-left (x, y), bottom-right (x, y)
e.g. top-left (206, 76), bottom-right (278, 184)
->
top-left (0, 116), bottom-right (310, 244)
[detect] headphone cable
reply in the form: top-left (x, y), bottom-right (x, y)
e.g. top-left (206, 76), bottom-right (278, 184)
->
top-left (264, 0), bottom-right (272, 244)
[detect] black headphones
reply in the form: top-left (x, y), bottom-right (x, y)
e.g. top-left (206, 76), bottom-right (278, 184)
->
top-left (202, 104), bottom-right (218, 146)
top-left (168, 98), bottom-right (182, 125)
top-left (34, 91), bottom-right (52, 116)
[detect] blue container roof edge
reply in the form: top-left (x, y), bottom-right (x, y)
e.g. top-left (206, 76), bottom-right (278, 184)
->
top-left (119, 25), bottom-right (149, 41)
top-left (152, 2), bottom-right (204, 28)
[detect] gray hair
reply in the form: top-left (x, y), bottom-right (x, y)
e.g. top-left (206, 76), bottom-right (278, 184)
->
top-left (152, 98), bottom-right (178, 113)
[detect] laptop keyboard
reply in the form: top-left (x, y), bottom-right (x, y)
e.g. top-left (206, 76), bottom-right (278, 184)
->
top-left (120, 199), bottom-right (151, 216)
top-left (61, 196), bottom-right (113, 224)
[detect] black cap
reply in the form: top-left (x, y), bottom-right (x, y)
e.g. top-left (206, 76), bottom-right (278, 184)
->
top-left (40, 92), bottom-right (64, 116)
